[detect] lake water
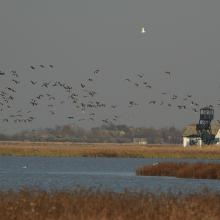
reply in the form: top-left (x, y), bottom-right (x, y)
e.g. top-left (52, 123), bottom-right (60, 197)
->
top-left (1, 156), bottom-right (220, 193)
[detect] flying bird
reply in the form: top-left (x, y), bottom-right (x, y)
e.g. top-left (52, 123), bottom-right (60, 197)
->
top-left (94, 69), bottom-right (100, 74)
top-left (7, 87), bottom-right (16, 93)
top-left (141, 27), bottom-right (146, 33)
top-left (67, 116), bottom-right (74, 119)
top-left (146, 85), bottom-right (152, 89)
top-left (30, 80), bottom-right (37, 85)
top-left (41, 82), bottom-right (50, 88)
top-left (10, 70), bottom-right (17, 74)
top-left (81, 83), bottom-right (86, 88)
top-left (49, 110), bottom-right (55, 115)
top-left (12, 79), bottom-right (20, 84)
top-left (164, 71), bottom-right (171, 78)
top-left (193, 108), bottom-right (198, 113)
top-left (36, 94), bottom-right (44, 99)
top-left (149, 100), bottom-right (156, 104)
top-left (137, 74), bottom-right (144, 78)
top-left (12, 72), bottom-right (19, 77)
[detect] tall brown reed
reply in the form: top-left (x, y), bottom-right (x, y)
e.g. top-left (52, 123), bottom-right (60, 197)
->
top-left (1, 188), bottom-right (220, 220)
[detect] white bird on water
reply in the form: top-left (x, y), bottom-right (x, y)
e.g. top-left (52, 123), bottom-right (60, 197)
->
top-left (152, 162), bottom-right (159, 166)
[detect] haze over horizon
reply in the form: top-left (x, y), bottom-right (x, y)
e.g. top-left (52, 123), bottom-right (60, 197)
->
top-left (0, 0), bottom-right (220, 134)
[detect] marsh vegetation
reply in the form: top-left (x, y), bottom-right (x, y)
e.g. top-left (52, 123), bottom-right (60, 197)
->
top-left (1, 142), bottom-right (220, 159)
top-left (136, 162), bottom-right (220, 179)
top-left (1, 188), bottom-right (220, 220)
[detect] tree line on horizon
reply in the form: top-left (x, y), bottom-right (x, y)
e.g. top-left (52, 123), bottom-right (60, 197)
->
top-left (0, 124), bottom-right (182, 144)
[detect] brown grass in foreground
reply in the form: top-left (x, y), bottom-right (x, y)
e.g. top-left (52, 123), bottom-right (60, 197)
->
top-left (1, 141), bottom-right (220, 159)
top-left (136, 162), bottom-right (220, 179)
top-left (1, 188), bottom-right (220, 220)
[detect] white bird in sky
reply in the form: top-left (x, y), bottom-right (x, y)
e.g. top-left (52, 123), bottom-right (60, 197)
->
top-left (141, 27), bottom-right (146, 33)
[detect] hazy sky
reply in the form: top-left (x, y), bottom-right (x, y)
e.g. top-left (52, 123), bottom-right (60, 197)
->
top-left (0, 0), bottom-right (220, 134)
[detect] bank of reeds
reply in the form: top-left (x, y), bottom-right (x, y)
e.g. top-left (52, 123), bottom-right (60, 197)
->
top-left (136, 162), bottom-right (220, 179)
top-left (1, 141), bottom-right (220, 159)
top-left (1, 188), bottom-right (220, 220)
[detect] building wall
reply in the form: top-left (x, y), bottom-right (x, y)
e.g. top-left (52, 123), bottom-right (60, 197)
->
top-left (215, 129), bottom-right (220, 145)
top-left (183, 137), bottom-right (189, 147)
top-left (183, 137), bottom-right (202, 147)
top-left (133, 138), bottom-right (147, 145)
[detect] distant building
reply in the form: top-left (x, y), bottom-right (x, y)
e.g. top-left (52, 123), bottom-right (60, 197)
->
top-left (183, 122), bottom-right (220, 147)
top-left (133, 138), bottom-right (147, 145)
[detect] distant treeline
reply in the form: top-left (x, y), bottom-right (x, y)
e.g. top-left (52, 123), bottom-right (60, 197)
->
top-left (0, 124), bottom-right (182, 144)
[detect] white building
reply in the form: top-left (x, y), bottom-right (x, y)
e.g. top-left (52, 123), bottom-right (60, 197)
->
top-left (133, 138), bottom-right (147, 145)
top-left (183, 122), bottom-right (220, 147)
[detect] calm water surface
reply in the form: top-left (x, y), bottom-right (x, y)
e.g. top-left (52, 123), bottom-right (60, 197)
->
top-left (1, 156), bottom-right (220, 193)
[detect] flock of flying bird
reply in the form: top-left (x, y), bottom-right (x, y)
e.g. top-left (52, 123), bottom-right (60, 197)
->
top-left (0, 65), bottom-right (116, 126)
top-left (0, 64), bottom-right (218, 127)
top-left (123, 71), bottom-right (203, 113)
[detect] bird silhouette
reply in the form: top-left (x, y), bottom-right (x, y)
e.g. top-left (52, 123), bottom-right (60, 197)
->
top-left (81, 83), bottom-right (86, 88)
top-left (12, 79), bottom-right (20, 84)
top-left (94, 69), bottom-right (100, 74)
top-left (67, 116), bottom-right (74, 119)
top-left (137, 74), bottom-right (144, 78)
top-left (141, 27), bottom-right (146, 33)
top-left (165, 71), bottom-right (171, 76)
top-left (30, 80), bottom-right (37, 85)
top-left (149, 101), bottom-right (156, 104)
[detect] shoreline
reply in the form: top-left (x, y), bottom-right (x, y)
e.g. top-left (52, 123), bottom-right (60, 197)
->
top-left (0, 141), bottom-right (220, 159)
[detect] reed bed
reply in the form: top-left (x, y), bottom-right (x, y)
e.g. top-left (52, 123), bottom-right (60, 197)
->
top-left (1, 188), bottom-right (220, 220)
top-left (136, 162), bottom-right (220, 179)
top-left (1, 141), bottom-right (220, 159)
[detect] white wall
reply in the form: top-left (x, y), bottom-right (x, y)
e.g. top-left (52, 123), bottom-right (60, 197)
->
top-left (215, 129), bottom-right (220, 138)
top-left (183, 137), bottom-right (202, 147)
top-left (183, 137), bottom-right (189, 147)
top-left (215, 129), bottom-right (220, 145)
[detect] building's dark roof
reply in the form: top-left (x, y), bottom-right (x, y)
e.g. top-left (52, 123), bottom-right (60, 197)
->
top-left (183, 122), bottom-right (220, 137)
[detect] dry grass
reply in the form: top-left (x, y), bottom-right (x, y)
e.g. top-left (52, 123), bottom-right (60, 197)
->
top-left (0, 141), bottom-right (220, 159)
top-left (1, 188), bottom-right (220, 220)
top-left (136, 162), bottom-right (220, 179)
